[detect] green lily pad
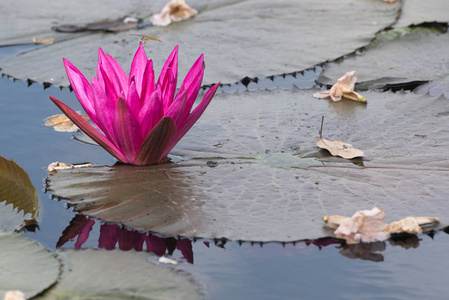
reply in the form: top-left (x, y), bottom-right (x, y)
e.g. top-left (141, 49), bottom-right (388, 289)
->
top-left (36, 248), bottom-right (202, 300)
top-left (0, 231), bottom-right (60, 299)
top-left (0, 0), bottom-right (400, 87)
top-left (317, 28), bottom-right (449, 95)
top-left (0, 156), bottom-right (38, 231)
top-left (47, 89), bottom-right (449, 242)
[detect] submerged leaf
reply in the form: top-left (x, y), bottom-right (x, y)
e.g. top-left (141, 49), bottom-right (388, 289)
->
top-left (316, 138), bottom-right (365, 159)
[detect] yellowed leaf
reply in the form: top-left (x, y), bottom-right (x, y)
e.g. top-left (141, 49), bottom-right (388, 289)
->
top-left (43, 113), bottom-right (90, 132)
top-left (316, 138), bottom-right (365, 159)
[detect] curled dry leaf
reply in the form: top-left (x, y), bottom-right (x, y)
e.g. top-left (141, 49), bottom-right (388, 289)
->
top-left (323, 207), bottom-right (440, 244)
top-left (43, 113), bottom-right (90, 132)
top-left (316, 138), bottom-right (365, 159)
top-left (313, 71), bottom-right (366, 102)
top-left (47, 162), bottom-right (93, 174)
top-left (151, 0), bottom-right (197, 26)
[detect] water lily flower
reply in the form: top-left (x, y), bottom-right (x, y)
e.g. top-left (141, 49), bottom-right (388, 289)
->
top-left (313, 71), bottom-right (366, 102)
top-left (50, 43), bottom-right (220, 165)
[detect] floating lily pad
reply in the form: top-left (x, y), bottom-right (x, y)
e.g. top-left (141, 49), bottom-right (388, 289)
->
top-left (0, 0), bottom-right (400, 86)
top-left (395, 0), bottom-right (449, 27)
top-left (317, 28), bottom-right (449, 96)
top-left (36, 248), bottom-right (202, 300)
top-left (0, 156), bottom-right (38, 230)
top-left (0, 231), bottom-right (60, 299)
top-left (47, 89), bottom-right (449, 242)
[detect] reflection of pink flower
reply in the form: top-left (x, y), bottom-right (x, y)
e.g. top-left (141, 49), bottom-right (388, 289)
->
top-left (50, 43), bottom-right (219, 165)
top-left (57, 215), bottom-right (195, 263)
top-left (334, 207), bottom-right (389, 244)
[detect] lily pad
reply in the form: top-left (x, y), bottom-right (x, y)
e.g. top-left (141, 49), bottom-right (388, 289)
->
top-left (0, 231), bottom-right (60, 299)
top-left (0, 156), bottom-right (38, 230)
top-left (395, 0), bottom-right (449, 27)
top-left (0, 0), bottom-right (400, 86)
top-left (36, 248), bottom-right (202, 300)
top-left (317, 28), bottom-right (449, 96)
top-left (47, 89), bottom-right (449, 242)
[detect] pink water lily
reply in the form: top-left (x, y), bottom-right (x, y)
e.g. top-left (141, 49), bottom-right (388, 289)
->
top-left (50, 43), bottom-right (220, 165)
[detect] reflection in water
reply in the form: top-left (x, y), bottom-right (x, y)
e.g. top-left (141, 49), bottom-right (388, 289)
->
top-left (57, 215), bottom-right (442, 264)
top-left (57, 214), bottom-right (194, 263)
top-left (338, 234), bottom-right (424, 262)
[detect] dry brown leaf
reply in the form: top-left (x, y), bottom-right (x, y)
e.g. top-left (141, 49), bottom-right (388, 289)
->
top-left (313, 71), bottom-right (366, 102)
top-left (47, 162), bottom-right (93, 174)
top-left (43, 113), bottom-right (90, 132)
top-left (316, 137), bottom-right (365, 159)
top-left (32, 37), bottom-right (55, 45)
top-left (150, 0), bottom-right (197, 26)
top-left (323, 208), bottom-right (440, 244)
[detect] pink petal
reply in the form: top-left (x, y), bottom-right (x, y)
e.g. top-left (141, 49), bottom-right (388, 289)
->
top-left (127, 78), bottom-right (142, 118)
top-left (139, 87), bottom-right (164, 140)
top-left (159, 68), bottom-right (176, 112)
top-left (50, 96), bottom-right (127, 162)
top-left (129, 42), bottom-right (148, 96)
top-left (98, 48), bottom-right (128, 97)
top-left (164, 88), bottom-right (187, 128)
top-left (99, 65), bottom-right (119, 106)
top-left (63, 58), bottom-right (96, 121)
top-left (163, 83), bottom-right (220, 157)
top-left (140, 60), bottom-right (155, 105)
top-left (157, 46), bottom-right (178, 110)
top-left (112, 97), bottom-right (143, 163)
top-left (91, 77), bottom-right (118, 146)
top-left (176, 238), bottom-right (193, 264)
top-left (178, 54), bottom-right (204, 121)
top-left (133, 116), bottom-right (177, 165)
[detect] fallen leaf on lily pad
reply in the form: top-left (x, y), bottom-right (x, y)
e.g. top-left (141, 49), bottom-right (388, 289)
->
top-left (47, 162), bottom-right (93, 174)
top-left (313, 71), bottom-right (366, 102)
top-left (150, 0), bottom-right (197, 26)
top-left (316, 138), bottom-right (365, 159)
top-left (323, 207), bottom-right (439, 244)
top-left (43, 113), bottom-right (90, 132)
top-left (32, 37), bottom-right (54, 45)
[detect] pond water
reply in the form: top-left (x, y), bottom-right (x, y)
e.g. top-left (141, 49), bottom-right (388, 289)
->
top-left (1, 69), bottom-right (449, 299)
